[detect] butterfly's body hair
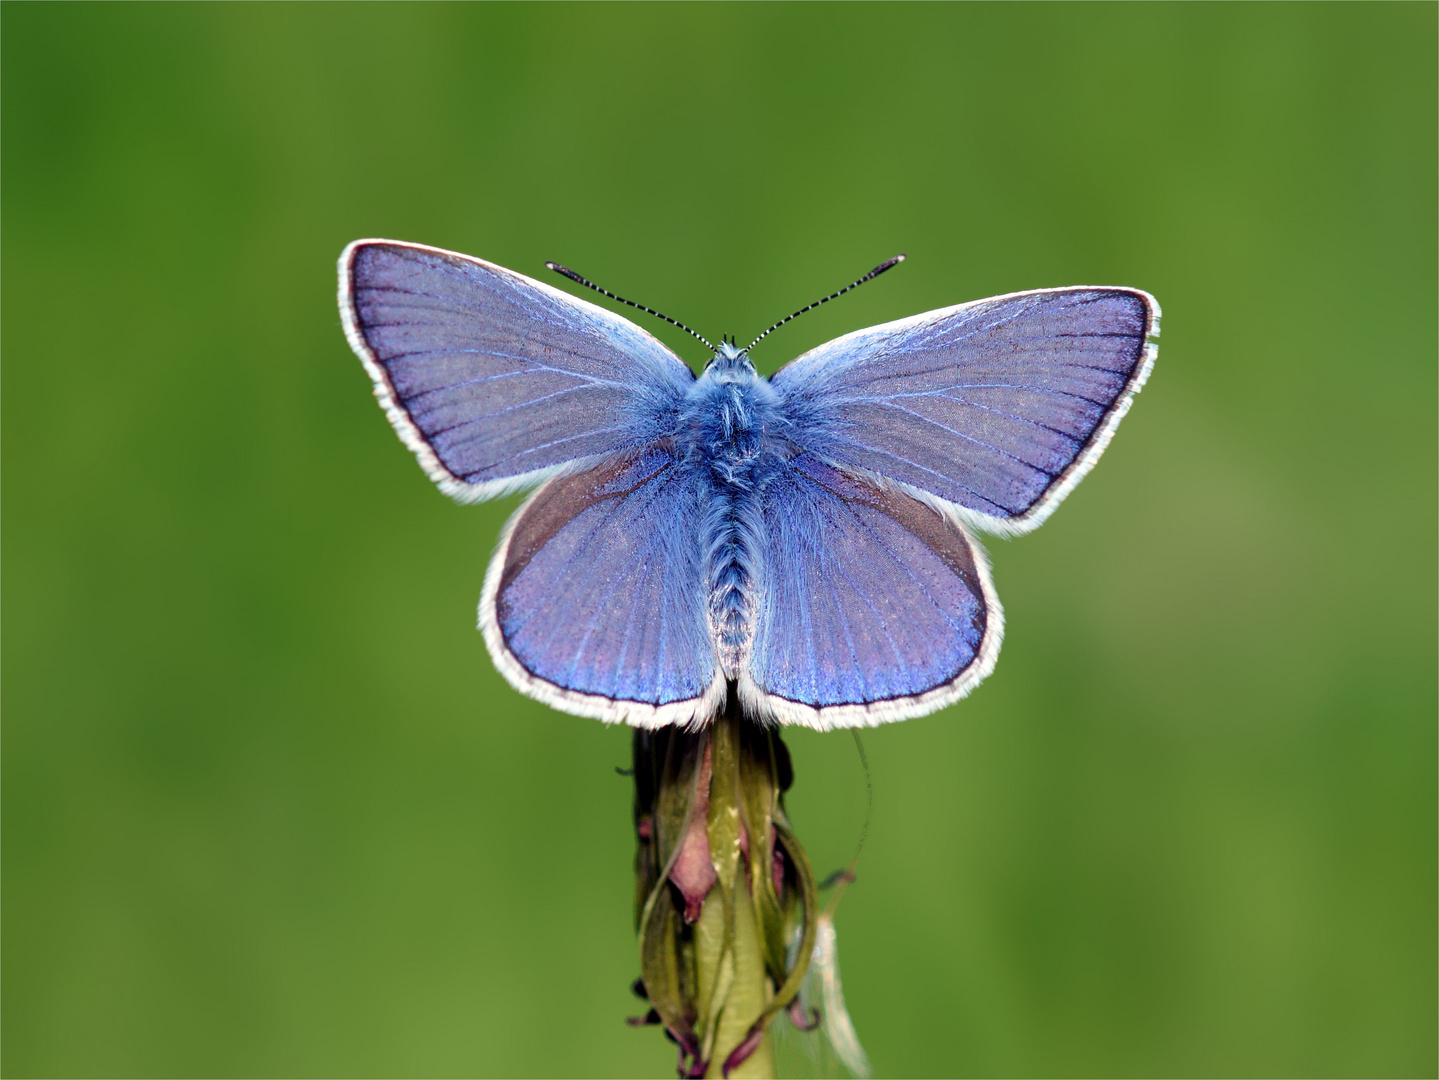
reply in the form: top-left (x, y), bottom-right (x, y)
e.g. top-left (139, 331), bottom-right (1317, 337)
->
top-left (680, 342), bottom-right (789, 683)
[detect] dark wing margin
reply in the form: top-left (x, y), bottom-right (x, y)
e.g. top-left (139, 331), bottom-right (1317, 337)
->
top-left (339, 240), bottom-right (694, 503)
top-left (772, 287), bottom-right (1160, 535)
top-left (740, 454), bottom-right (1002, 730)
top-left (479, 445), bottom-right (724, 728)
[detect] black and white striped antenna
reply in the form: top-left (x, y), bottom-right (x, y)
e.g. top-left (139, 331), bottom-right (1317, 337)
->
top-left (546, 261), bottom-right (716, 352)
top-left (745, 253), bottom-right (906, 353)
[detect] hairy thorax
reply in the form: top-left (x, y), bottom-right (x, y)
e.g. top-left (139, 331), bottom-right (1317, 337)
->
top-left (678, 345), bottom-right (790, 678)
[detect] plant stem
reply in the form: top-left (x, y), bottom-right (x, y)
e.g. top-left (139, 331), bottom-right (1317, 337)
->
top-left (632, 701), bottom-right (814, 1079)
top-left (697, 867), bottom-right (775, 1078)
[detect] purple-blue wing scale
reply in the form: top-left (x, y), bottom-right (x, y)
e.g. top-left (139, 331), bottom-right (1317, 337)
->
top-left (772, 287), bottom-right (1160, 535)
top-left (480, 445), bottom-right (723, 727)
top-left (740, 454), bottom-right (1002, 729)
top-left (339, 240), bottom-right (694, 502)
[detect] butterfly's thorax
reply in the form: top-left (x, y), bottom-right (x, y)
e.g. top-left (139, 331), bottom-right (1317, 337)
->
top-left (679, 345), bottom-right (791, 679)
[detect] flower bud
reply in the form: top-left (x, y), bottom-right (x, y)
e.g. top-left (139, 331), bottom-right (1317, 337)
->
top-left (629, 703), bottom-right (816, 1079)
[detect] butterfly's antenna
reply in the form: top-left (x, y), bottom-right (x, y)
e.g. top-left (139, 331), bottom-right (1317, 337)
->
top-left (745, 253), bottom-right (906, 353)
top-left (546, 261), bottom-right (716, 352)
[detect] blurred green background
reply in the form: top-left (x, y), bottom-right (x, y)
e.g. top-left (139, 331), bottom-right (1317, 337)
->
top-left (4, 4), bottom-right (1435, 1077)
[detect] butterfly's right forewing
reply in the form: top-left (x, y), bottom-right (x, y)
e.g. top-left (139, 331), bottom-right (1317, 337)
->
top-left (341, 240), bottom-right (695, 502)
top-left (772, 287), bottom-right (1158, 534)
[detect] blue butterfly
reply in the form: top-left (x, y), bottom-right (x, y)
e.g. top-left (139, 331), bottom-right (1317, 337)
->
top-left (339, 241), bottom-right (1159, 731)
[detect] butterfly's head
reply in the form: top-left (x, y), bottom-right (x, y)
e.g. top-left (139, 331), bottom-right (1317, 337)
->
top-left (705, 337), bottom-right (756, 377)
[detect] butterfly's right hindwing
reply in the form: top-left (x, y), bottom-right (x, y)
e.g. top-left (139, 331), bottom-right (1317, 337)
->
top-left (340, 240), bottom-right (695, 502)
top-left (740, 454), bottom-right (1002, 729)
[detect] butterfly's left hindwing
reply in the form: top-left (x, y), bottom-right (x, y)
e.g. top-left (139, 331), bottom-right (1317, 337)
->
top-left (480, 445), bottom-right (725, 728)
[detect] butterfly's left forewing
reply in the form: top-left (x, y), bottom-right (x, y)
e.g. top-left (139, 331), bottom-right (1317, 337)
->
top-left (341, 240), bottom-right (695, 502)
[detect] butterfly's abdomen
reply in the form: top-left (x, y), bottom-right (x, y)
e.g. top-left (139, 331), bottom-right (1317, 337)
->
top-left (703, 493), bottom-right (757, 678)
top-left (682, 368), bottom-right (784, 680)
